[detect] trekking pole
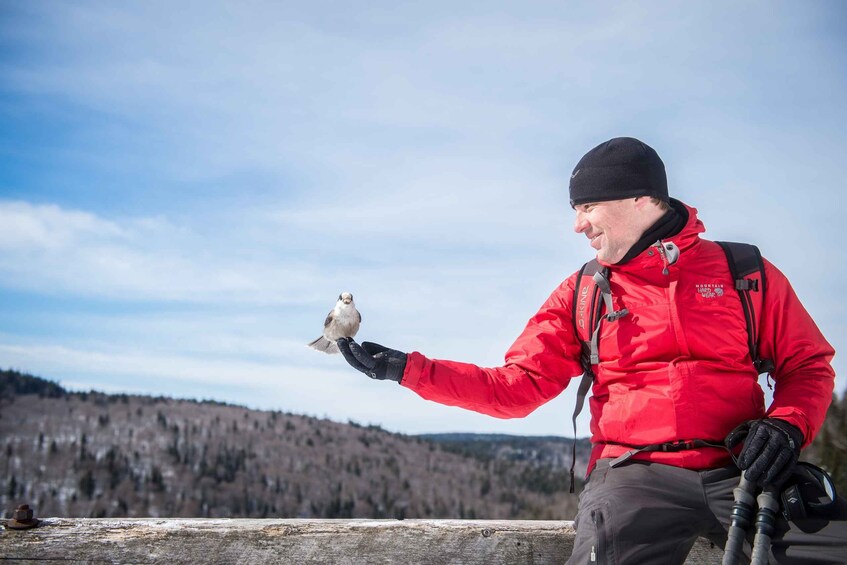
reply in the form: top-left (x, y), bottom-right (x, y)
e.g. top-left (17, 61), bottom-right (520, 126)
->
top-left (750, 485), bottom-right (780, 565)
top-left (722, 475), bottom-right (756, 565)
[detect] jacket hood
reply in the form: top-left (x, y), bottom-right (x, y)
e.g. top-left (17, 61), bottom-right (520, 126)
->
top-left (667, 198), bottom-right (705, 252)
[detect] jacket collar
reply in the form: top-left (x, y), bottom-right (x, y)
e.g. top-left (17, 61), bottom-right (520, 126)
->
top-left (598, 198), bottom-right (705, 271)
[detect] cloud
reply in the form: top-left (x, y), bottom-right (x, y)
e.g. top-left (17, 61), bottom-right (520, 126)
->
top-left (0, 200), bottom-right (126, 250)
top-left (1, 1), bottom-right (844, 438)
top-left (0, 200), bottom-right (324, 303)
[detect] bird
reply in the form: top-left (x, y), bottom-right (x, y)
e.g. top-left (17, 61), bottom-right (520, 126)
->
top-left (307, 292), bottom-right (361, 354)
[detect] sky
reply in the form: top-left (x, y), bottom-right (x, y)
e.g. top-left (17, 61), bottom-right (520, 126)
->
top-left (1, 1), bottom-right (845, 437)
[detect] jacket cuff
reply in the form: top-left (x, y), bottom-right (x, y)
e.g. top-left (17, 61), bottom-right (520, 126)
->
top-left (400, 351), bottom-right (426, 389)
top-left (765, 410), bottom-right (810, 446)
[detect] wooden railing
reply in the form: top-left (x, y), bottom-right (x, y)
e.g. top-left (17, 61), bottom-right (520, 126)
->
top-left (1, 518), bottom-right (723, 563)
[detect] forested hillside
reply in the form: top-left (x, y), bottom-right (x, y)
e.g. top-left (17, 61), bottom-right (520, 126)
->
top-left (3, 369), bottom-right (844, 522)
top-left (808, 391), bottom-right (847, 493)
top-left (1, 370), bottom-right (587, 520)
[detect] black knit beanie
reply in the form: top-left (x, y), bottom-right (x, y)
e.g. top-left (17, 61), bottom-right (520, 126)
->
top-left (569, 137), bottom-right (669, 207)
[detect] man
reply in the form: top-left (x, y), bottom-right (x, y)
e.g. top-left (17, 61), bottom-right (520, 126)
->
top-left (337, 137), bottom-right (844, 563)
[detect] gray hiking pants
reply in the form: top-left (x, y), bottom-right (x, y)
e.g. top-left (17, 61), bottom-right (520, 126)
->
top-left (568, 459), bottom-right (847, 564)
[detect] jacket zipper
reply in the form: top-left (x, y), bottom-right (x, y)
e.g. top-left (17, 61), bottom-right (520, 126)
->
top-left (653, 240), bottom-right (680, 275)
top-left (657, 239), bottom-right (690, 359)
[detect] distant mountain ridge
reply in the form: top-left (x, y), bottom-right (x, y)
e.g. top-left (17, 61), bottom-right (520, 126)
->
top-left (420, 433), bottom-right (589, 476)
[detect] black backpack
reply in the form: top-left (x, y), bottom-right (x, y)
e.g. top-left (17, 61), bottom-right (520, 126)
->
top-left (566, 241), bottom-right (774, 491)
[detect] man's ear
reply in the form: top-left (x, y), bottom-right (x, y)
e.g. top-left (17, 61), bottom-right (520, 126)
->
top-left (633, 196), bottom-right (658, 211)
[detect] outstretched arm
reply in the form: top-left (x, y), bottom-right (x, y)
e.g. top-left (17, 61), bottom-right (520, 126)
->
top-left (337, 277), bottom-right (585, 419)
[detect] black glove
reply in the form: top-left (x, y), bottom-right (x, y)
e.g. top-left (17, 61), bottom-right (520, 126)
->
top-left (726, 418), bottom-right (804, 488)
top-left (336, 338), bottom-right (407, 383)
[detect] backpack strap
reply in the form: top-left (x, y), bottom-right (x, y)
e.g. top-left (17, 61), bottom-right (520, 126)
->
top-left (572, 259), bottom-right (604, 369)
top-left (568, 260), bottom-right (629, 492)
top-left (715, 241), bottom-right (774, 376)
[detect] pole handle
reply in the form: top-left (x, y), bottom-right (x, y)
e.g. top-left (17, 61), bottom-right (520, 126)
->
top-left (722, 476), bottom-right (756, 565)
top-left (750, 487), bottom-right (780, 565)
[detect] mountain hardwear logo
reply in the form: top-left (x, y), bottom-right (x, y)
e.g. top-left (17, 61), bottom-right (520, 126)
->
top-left (696, 283), bottom-right (725, 299)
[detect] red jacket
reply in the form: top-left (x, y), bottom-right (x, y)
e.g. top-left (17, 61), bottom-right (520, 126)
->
top-left (401, 202), bottom-right (835, 474)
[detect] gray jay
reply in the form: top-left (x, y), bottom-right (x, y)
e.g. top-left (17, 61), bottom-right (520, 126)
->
top-left (308, 292), bottom-right (361, 354)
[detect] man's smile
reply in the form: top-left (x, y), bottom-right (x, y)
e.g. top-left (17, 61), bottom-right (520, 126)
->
top-left (589, 232), bottom-right (603, 248)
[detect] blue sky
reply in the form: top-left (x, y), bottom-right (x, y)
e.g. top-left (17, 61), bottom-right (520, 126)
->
top-left (1, 1), bottom-right (845, 436)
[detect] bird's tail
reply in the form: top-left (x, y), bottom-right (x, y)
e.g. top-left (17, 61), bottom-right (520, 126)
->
top-left (307, 336), bottom-right (339, 354)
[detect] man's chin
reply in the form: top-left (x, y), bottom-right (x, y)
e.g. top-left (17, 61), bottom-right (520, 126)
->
top-left (596, 249), bottom-right (623, 264)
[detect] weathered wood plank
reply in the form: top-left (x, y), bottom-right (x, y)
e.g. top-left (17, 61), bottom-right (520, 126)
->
top-left (0, 518), bottom-right (723, 564)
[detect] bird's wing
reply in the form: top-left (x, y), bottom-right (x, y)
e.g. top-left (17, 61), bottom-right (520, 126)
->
top-left (357, 311), bottom-right (362, 323)
top-left (323, 311), bottom-right (335, 328)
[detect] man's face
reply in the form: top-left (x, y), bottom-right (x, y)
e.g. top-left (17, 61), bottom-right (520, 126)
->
top-left (573, 198), bottom-right (647, 263)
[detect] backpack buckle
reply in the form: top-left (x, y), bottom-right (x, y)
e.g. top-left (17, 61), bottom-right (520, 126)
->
top-left (736, 278), bottom-right (759, 291)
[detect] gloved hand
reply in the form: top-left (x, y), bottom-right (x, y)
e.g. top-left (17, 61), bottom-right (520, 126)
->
top-left (725, 418), bottom-right (804, 488)
top-left (336, 338), bottom-right (407, 383)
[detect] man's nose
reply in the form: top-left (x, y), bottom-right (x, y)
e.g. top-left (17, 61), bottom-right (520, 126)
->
top-left (573, 211), bottom-right (589, 233)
